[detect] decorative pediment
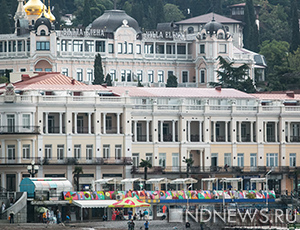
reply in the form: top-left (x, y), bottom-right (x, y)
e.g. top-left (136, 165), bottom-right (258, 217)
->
top-left (4, 83), bottom-right (16, 103)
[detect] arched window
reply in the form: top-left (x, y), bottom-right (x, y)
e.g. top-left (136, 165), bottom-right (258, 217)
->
top-left (188, 27), bottom-right (194, 34)
top-left (40, 30), bottom-right (46, 36)
top-left (202, 33), bottom-right (206, 39)
top-left (218, 33), bottom-right (224, 39)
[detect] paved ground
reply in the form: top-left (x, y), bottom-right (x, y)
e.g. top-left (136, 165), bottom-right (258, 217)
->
top-left (0, 219), bottom-right (202, 230)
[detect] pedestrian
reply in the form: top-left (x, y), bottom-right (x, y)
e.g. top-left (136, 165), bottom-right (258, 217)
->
top-left (127, 219), bottom-right (135, 230)
top-left (143, 209), bottom-right (149, 220)
top-left (56, 209), bottom-right (61, 224)
top-left (1, 202), bottom-right (5, 213)
top-left (46, 210), bottom-right (50, 224)
top-left (128, 209), bottom-right (133, 220)
top-left (42, 211), bottom-right (47, 223)
top-left (9, 211), bottom-right (14, 224)
top-left (144, 220), bottom-right (149, 230)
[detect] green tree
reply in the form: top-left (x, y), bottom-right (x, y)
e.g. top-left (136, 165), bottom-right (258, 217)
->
top-left (166, 74), bottom-right (178, 87)
top-left (0, 0), bottom-right (11, 34)
top-left (83, 0), bottom-right (92, 27)
top-left (183, 158), bottom-right (194, 178)
top-left (210, 56), bottom-right (255, 93)
top-left (52, 3), bottom-right (62, 30)
top-left (140, 159), bottom-right (152, 188)
top-left (73, 166), bottom-right (83, 191)
top-left (164, 4), bottom-right (185, 22)
top-left (0, 76), bottom-right (8, 84)
top-left (290, 0), bottom-right (300, 53)
top-left (93, 54), bottom-right (104, 85)
top-left (105, 73), bottom-right (112, 86)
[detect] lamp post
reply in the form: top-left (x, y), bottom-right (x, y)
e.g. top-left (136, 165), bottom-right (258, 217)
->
top-left (27, 160), bottom-right (39, 178)
top-left (265, 169), bottom-right (272, 212)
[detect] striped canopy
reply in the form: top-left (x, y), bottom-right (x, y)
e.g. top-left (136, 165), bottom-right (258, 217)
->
top-left (109, 197), bottom-right (150, 208)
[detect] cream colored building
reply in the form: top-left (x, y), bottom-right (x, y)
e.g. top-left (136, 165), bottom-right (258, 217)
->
top-left (0, 72), bottom-right (299, 194)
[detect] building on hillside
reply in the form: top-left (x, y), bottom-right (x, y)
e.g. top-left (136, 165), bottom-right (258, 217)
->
top-left (0, 72), bottom-right (299, 195)
top-left (1, 0), bottom-right (266, 88)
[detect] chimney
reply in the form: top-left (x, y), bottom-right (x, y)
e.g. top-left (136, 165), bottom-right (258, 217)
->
top-left (215, 86), bottom-right (221, 91)
top-left (21, 74), bottom-right (30, 81)
top-left (71, 79), bottom-right (75, 85)
top-left (286, 91), bottom-right (294, 98)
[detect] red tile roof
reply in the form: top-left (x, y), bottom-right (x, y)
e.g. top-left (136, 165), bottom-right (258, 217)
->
top-left (109, 87), bottom-right (254, 99)
top-left (176, 12), bottom-right (242, 25)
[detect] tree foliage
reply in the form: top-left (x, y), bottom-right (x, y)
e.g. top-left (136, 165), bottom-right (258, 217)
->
top-left (140, 159), bottom-right (152, 185)
top-left (166, 74), bottom-right (178, 87)
top-left (72, 166), bottom-right (83, 191)
top-left (93, 54), bottom-right (104, 85)
top-left (105, 73), bottom-right (112, 86)
top-left (210, 56), bottom-right (256, 93)
top-left (164, 4), bottom-right (185, 22)
top-left (290, 0), bottom-right (300, 53)
top-left (183, 158), bottom-right (194, 178)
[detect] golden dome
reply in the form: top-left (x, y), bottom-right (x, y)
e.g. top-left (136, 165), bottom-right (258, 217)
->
top-left (47, 5), bottom-right (56, 22)
top-left (24, 0), bottom-right (44, 16)
top-left (38, 5), bottom-right (50, 19)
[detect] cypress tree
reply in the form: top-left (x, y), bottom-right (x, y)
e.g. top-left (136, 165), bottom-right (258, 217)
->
top-left (93, 54), bottom-right (104, 85)
top-left (83, 0), bottom-right (92, 27)
top-left (105, 73), bottom-right (112, 86)
top-left (290, 0), bottom-right (300, 53)
top-left (166, 74), bottom-right (178, 87)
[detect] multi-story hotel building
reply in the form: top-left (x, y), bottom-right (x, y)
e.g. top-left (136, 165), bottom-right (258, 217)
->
top-left (0, 72), bottom-right (299, 195)
top-left (3, 0), bottom-right (266, 88)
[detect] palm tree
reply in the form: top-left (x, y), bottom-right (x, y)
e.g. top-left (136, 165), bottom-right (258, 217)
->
top-left (140, 159), bottom-right (152, 189)
top-left (72, 166), bottom-right (83, 191)
top-left (183, 158), bottom-right (194, 178)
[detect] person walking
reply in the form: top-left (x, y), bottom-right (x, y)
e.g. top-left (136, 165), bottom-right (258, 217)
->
top-left (9, 211), bottom-right (14, 224)
top-left (144, 220), bottom-right (149, 230)
top-left (1, 202), bottom-right (5, 213)
top-left (127, 219), bottom-right (135, 230)
top-left (56, 209), bottom-right (61, 224)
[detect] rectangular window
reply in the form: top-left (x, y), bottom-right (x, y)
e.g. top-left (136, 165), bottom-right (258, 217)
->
top-left (126, 70), bottom-right (132, 82)
top-left (36, 41), bottom-right (50, 50)
top-left (61, 68), bottom-right (68, 76)
top-left (266, 153), bottom-right (278, 167)
top-left (45, 144), bottom-right (52, 159)
top-left (136, 44), bottom-right (141, 54)
top-left (159, 153), bottom-right (166, 168)
top-left (290, 153), bottom-right (296, 167)
top-left (96, 41), bottom-right (105, 52)
top-left (85, 40), bottom-right (94, 52)
top-left (124, 42), bottom-right (127, 54)
top-left (144, 43), bottom-right (153, 54)
top-left (87, 69), bottom-right (93, 82)
top-left (86, 144), bottom-right (93, 160)
top-left (237, 153), bottom-right (244, 167)
top-left (182, 71), bottom-right (188, 83)
top-left (128, 43), bottom-right (133, 54)
top-left (200, 44), bottom-right (205, 54)
top-left (61, 40), bottom-right (67, 51)
top-left (57, 144), bottom-right (64, 160)
top-left (118, 43), bottom-right (122, 54)
top-left (7, 145), bottom-right (15, 160)
top-left (211, 153), bottom-right (218, 166)
top-left (103, 144), bottom-right (110, 158)
top-left (224, 153), bottom-right (231, 166)
top-left (158, 70), bottom-right (164, 82)
top-left (137, 70), bottom-right (143, 82)
top-left (115, 145), bottom-right (122, 159)
top-left (18, 41), bottom-right (24, 52)
top-left (168, 71), bottom-right (173, 77)
top-left (76, 69), bottom-right (83, 81)
top-left (166, 44), bottom-right (175, 54)
top-left (106, 116), bottom-right (112, 130)
top-left (132, 153), bottom-right (139, 167)
top-left (172, 153), bottom-right (179, 170)
top-left (146, 153), bottom-right (153, 165)
top-left (110, 70), bottom-right (116, 81)
top-left (22, 114), bottom-right (30, 128)
top-left (177, 44), bottom-right (186, 54)
top-left (108, 44), bottom-right (114, 53)
top-left (200, 70), bottom-right (205, 83)
top-left (22, 144), bottom-right (30, 159)
top-left (219, 44), bottom-right (227, 53)
top-left (74, 144), bottom-right (81, 159)
top-left (73, 40), bottom-right (83, 52)
top-left (250, 153), bottom-right (257, 167)
top-left (121, 70), bottom-right (126, 81)
top-left (148, 71), bottom-right (153, 83)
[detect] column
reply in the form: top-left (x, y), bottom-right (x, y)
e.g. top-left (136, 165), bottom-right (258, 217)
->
top-left (199, 150), bottom-right (203, 172)
top-left (264, 122), bottom-right (267, 142)
top-left (225, 121), bottom-right (228, 142)
top-left (17, 139), bottom-right (21, 163)
top-left (146, 120), bottom-right (150, 142)
top-left (88, 112), bottom-right (91, 134)
top-left (160, 120), bottom-right (164, 142)
top-left (287, 122), bottom-right (290, 143)
top-left (134, 121), bottom-right (137, 142)
top-left (199, 121), bottom-right (202, 142)
top-left (32, 139), bottom-right (36, 159)
top-left (59, 112), bottom-right (63, 134)
top-left (117, 113), bottom-right (120, 134)
top-left (2, 139), bottom-right (5, 164)
top-left (275, 122), bottom-right (278, 142)
top-left (1, 172), bottom-right (5, 190)
top-left (74, 113), bottom-right (78, 134)
top-left (16, 112), bottom-right (20, 133)
top-left (103, 113), bottom-right (106, 134)
top-left (239, 121), bottom-right (242, 142)
top-left (250, 121), bottom-right (253, 142)
top-left (187, 121), bottom-right (191, 142)
top-left (172, 120), bottom-right (175, 142)
top-left (45, 112), bottom-right (49, 134)
top-left (213, 121), bottom-right (216, 142)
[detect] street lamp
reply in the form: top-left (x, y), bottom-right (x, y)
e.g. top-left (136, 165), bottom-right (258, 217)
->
top-left (27, 160), bottom-right (39, 178)
top-left (265, 169), bottom-right (272, 212)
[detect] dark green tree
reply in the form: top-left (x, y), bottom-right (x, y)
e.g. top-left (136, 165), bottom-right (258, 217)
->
top-left (52, 3), bottom-right (62, 30)
top-left (140, 159), bottom-right (152, 189)
top-left (183, 158), bottom-right (194, 178)
top-left (93, 54), bottom-right (104, 85)
top-left (0, 0), bottom-right (11, 34)
top-left (166, 74), bottom-right (178, 87)
top-left (105, 73), bottom-right (112, 86)
top-left (290, 0), bottom-right (300, 53)
top-left (210, 56), bottom-right (256, 93)
top-left (83, 0), bottom-right (92, 27)
top-left (0, 76), bottom-right (8, 84)
top-left (137, 79), bottom-right (144, 87)
top-left (72, 166), bottom-right (83, 191)
top-left (164, 4), bottom-right (185, 22)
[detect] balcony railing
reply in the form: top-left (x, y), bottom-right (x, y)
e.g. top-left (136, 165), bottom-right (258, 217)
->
top-left (158, 134), bottom-right (178, 142)
top-left (132, 135), bottom-right (153, 142)
top-left (131, 166), bottom-right (163, 174)
top-left (0, 157), bottom-right (132, 165)
top-left (72, 127), bottom-right (95, 134)
top-left (43, 126), bottom-right (66, 134)
top-left (101, 127), bottom-right (123, 134)
top-left (0, 126), bottom-right (40, 134)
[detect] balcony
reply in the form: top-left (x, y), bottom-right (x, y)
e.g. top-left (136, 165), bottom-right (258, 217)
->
top-left (158, 134), bottom-right (178, 142)
top-left (102, 127), bottom-right (123, 134)
top-left (132, 135), bottom-right (153, 142)
top-left (43, 126), bottom-right (66, 134)
top-left (131, 166), bottom-right (163, 174)
top-left (72, 127), bottom-right (95, 134)
top-left (0, 126), bottom-right (40, 134)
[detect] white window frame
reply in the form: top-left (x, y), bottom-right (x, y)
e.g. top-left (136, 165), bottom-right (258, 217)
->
top-left (115, 145), bottom-right (122, 159)
top-left (132, 153), bottom-right (139, 167)
top-left (118, 43), bottom-right (122, 54)
top-left (266, 153), bottom-right (278, 167)
top-left (57, 144), bottom-right (64, 160)
top-left (76, 69), bottom-right (83, 81)
top-left (103, 144), bottom-right (110, 158)
top-left (219, 44), bottom-right (227, 53)
top-left (7, 145), bottom-right (15, 160)
top-left (159, 153), bottom-right (166, 168)
top-left (182, 71), bottom-right (188, 83)
top-left (237, 153), bottom-right (244, 167)
top-left (74, 144), bottom-right (81, 159)
top-left (22, 114), bottom-right (30, 129)
top-left (158, 70), bottom-right (164, 82)
top-left (224, 153), bottom-right (231, 166)
top-left (22, 144), bottom-right (30, 159)
top-left (87, 69), bottom-right (93, 82)
top-left (61, 68), bottom-right (68, 76)
top-left (250, 153), bottom-right (257, 167)
top-left (146, 153), bottom-right (153, 165)
top-left (200, 70), bottom-right (205, 83)
top-left (290, 153), bottom-right (296, 167)
top-left (45, 144), bottom-right (52, 159)
top-left (148, 71), bottom-right (153, 83)
top-left (86, 144), bottom-right (93, 160)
